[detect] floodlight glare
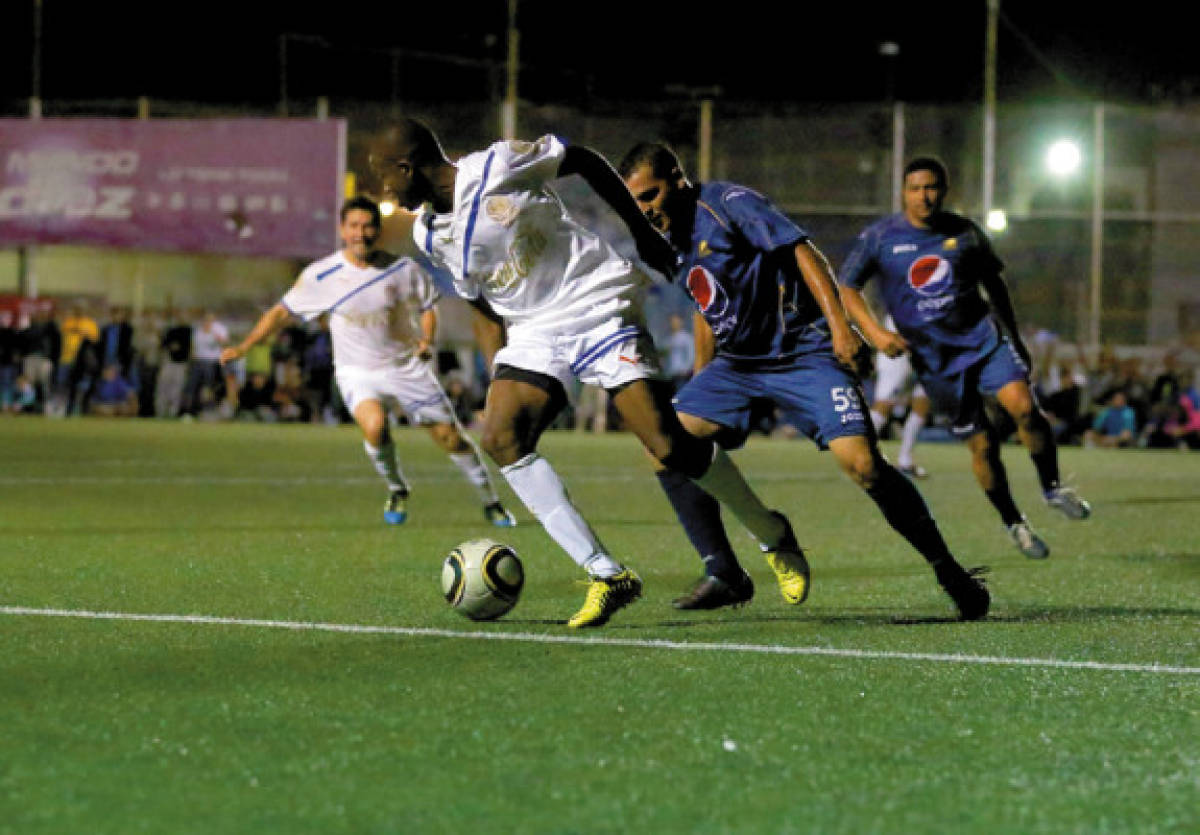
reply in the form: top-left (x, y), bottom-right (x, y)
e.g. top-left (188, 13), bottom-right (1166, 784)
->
top-left (1046, 139), bottom-right (1082, 177)
top-left (986, 208), bottom-right (1008, 232)
top-left (379, 199), bottom-right (397, 217)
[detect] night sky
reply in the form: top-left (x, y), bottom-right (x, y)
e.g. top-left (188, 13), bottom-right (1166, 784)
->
top-left (1, 1), bottom-right (1195, 109)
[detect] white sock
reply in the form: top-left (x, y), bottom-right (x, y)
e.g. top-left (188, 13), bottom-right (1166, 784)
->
top-left (500, 453), bottom-right (621, 577)
top-left (693, 446), bottom-right (785, 547)
top-left (364, 440), bottom-right (408, 493)
top-left (871, 408), bottom-right (888, 434)
top-left (449, 445), bottom-right (499, 505)
top-left (898, 411), bottom-right (925, 468)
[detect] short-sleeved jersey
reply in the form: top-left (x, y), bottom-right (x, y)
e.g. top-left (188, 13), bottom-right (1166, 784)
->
top-left (282, 249), bottom-right (437, 371)
top-left (412, 135), bottom-right (648, 333)
top-left (838, 211), bottom-right (1003, 375)
top-left (676, 182), bottom-right (830, 362)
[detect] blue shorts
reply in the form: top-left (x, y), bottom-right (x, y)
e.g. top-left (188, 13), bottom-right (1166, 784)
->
top-left (673, 353), bottom-right (869, 449)
top-left (919, 338), bottom-right (1029, 437)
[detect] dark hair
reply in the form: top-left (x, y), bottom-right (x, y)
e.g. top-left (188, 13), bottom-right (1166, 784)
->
top-left (618, 141), bottom-right (684, 180)
top-left (340, 195), bottom-right (382, 226)
top-left (903, 156), bottom-right (949, 189)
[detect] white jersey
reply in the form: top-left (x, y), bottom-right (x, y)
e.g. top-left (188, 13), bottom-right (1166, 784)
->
top-left (412, 135), bottom-right (650, 333)
top-left (282, 250), bottom-right (438, 372)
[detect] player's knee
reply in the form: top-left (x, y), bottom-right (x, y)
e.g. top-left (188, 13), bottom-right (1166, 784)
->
top-left (843, 451), bottom-right (880, 490)
top-left (658, 433), bottom-right (712, 480)
top-left (479, 424), bottom-right (521, 466)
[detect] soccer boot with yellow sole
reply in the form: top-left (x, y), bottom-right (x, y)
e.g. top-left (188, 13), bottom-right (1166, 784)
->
top-left (567, 569), bottom-right (643, 628)
top-left (760, 511), bottom-right (810, 604)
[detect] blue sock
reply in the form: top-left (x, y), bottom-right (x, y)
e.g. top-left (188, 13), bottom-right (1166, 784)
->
top-left (656, 469), bottom-right (744, 581)
top-left (865, 463), bottom-right (956, 568)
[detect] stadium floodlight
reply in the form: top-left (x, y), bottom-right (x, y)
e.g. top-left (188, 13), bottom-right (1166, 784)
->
top-left (1046, 139), bottom-right (1082, 177)
top-left (379, 199), bottom-right (397, 218)
top-left (986, 208), bottom-right (1008, 232)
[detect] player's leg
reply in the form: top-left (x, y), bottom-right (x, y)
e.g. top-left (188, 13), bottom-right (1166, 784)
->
top-left (994, 379), bottom-right (1092, 519)
top-left (896, 388), bottom-right (931, 478)
top-left (828, 432), bottom-right (988, 619)
top-left (426, 421), bottom-right (515, 527)
top-left (964, 422), bottom-right (1049, 558)
top-left (352, 397), bottom-right (411, 524)
top-left (648, 410), bottom-right (754, 610)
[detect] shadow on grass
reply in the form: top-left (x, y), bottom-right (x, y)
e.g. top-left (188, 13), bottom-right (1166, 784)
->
top-left (1103, 495), bottom-right (1200, 505)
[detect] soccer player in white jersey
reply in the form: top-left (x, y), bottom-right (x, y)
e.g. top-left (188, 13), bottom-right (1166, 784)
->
top-left (220, 196), bottom-right (515, 529)
top-left (871, 315), bottom-right (932, 479)
top-left (367, 117), bottom-right (808, 629)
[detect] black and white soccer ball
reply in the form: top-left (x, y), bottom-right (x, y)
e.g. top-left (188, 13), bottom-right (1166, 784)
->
top-left (441, 538), bottom-right (524, 621)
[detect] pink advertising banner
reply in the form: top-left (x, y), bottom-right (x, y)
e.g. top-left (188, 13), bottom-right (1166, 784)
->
top-left (0, 118), bottom-right (345, 258)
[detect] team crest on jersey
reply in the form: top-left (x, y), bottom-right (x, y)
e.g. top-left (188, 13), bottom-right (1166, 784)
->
top-left (907, 254), bottom-right (952, 296)
top-left (698, 240), bottom-right (712, 256)
top-left (485, 196), bottom-right (519, 227)
top-left (943, 238), bottom-right (958, 250)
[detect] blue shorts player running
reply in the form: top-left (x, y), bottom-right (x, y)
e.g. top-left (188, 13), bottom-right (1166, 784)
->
top-left (838, 157), bottom-right (1091, 560)
top-left (620, 142), bottom-right (988, 621)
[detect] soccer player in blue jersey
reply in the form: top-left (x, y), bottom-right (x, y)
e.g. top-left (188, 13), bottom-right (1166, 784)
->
top-left (838, 157), bottom-right (1091, 560)
top-left (620, 142), bottom-right (989, 620)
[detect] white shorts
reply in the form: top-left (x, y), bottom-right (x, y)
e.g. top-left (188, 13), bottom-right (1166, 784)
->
top-left (335, 360), bottom-right (456, 425)
top-left (873, 351), bottom-right (926, 403)
top-left (493, 316), bottom-right (662, 402)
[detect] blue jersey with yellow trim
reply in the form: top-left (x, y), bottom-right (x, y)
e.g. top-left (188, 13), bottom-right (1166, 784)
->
top-left (838, 211), bottom-right (1003, 375)
top-left (676, 181), bottom-right (831, 362)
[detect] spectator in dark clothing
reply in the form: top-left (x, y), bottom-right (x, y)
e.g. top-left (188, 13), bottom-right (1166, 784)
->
top-left (156, 311), bottom-right (191, 417)
top-left (99, 306), bottom-right (136, 379)
top-left (88, 364), bottom-right (139, 417)
top-left (302, 317), bottom-right (335, 423)
top-left (237, 371), bottom-right (278, 422)
top-left (0, 310), bottom-right (19, 408)
top-left (18, 308), bottom-right (59, 411)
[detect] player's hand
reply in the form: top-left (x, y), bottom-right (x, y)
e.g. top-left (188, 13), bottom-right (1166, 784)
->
top-left (219, 346), bottom-right (243, 366)
top-left (831, 325), bottom-right (865, 372)
top-left (416, 339), bottom-right (434, 361)
top-left (636, 229), bottom-right (682, 278)
top-left (874, 330), bottom-right (909, 359)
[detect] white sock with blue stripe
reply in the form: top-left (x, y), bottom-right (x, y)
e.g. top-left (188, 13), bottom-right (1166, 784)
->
top-left (449, 448), bottom-right (499, 505)
top-left (364, 440), bottom-right (408, 494)
top-left (500, 452), bottom-right (621, 577)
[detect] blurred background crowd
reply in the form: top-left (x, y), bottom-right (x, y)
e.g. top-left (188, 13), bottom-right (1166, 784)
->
top-left (3, 294), bottom-right (1197, 451)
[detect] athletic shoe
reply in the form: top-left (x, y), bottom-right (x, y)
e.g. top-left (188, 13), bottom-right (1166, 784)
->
top-left (484, 501), bottom-right (517, 528)
top-left (1007, 519), bottom-right (1050, 559)
top-left (898, 463), bottom-right (930, 479)
top-left (760, 511), bottom-right (810, 605)
top-left (1044, 486), bottom-right (1092, 520)
top-left (935, 563), bottom-right (991, 621)
top-left (567, 569), bottom-right (643, 628)
top-left (672, 572), bottom-right (755, 610)
top-left (383, 489), bottom-right (408, 525)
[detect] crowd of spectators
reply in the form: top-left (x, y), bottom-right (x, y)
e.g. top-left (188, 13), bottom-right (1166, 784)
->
top-left (0, 301), bottom-right (361, 425)
top-left (3, 301), bottom-right (1198, 453)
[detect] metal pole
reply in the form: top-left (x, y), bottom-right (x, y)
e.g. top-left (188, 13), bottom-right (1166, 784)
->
top-left (891, 101), bottom-right (905, 212)
top-left (698, 99), bottom-right (713, 182)
top-left (982, 0), bottom-right (999, 217)
top-left (30, 0), bottom-right (42, 117)
top-left (1089, 103), bottom-right (1105, 350)
top-left (501, 0), bottom-right (518, 139)
top-left (278, 34), bottom-right (288, 117)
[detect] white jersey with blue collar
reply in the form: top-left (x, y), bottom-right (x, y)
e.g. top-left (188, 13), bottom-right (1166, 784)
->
top-left (282, 250), bottom-right (438, 371)
top-left (411, 135), bottom-right (649, 333)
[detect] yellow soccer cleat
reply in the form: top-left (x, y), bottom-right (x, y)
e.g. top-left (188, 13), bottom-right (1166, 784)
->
top-left (761, 511), bottom-right (810, 605)
top-left (567, 569), bottom-right (643, 628)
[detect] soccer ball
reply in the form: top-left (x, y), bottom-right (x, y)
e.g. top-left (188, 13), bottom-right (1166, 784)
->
top-left (441, 538), bottom-right (524, 621)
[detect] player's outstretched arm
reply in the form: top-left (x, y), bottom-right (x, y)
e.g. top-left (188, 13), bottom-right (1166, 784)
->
top-left (838, 284), bottom-right (908, 358)
top-left (793, 241), bottom-right (864, 368)
top-left (220, 303), bottom-right (291, 366)
top-left (979, 270), bottom-right (1031, 366)
top-left (558, 145), bottom-right (679, 276)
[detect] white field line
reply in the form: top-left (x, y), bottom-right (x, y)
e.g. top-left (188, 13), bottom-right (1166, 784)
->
top-left (3, 605), bottom-right (1198, 675)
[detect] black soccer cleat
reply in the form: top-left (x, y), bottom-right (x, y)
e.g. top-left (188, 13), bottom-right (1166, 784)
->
top-left (935, 563), bottom-right (991, 621)
top-left (672, 573), bottom-right (755, 610)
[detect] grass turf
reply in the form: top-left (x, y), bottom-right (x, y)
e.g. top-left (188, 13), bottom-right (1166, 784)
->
top-left (1, 417), bottom-right (1197, 833)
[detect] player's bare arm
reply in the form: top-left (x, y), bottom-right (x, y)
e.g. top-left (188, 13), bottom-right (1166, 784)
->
top-left (418, 307), bottom-right (437, 361)
top-left (378, 207), bottom-right (421, 259)
top-left (692, 311), bottom-right (715, 373)
top-left (219, 303), bottom-right (292, 365)
top-left (467, 297), bottom-right (505, 367)
top-left (793, 241), bottom-right (863, 368)
top-left (838, 285), bottom-right (909, 357)
top-left (558, 145), bottom-right (678, 276)
top-left (979, 270), bottom-right (1031, 365)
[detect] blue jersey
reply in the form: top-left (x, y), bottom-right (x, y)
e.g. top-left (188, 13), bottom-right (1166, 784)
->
top-left (838, 212), bottom-right (1003, 375)
top-left (675, 182), bottom-right (832, 362)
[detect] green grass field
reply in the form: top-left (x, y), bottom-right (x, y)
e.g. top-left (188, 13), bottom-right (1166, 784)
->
top-left (1, 417), bottom-right (1197, 833)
